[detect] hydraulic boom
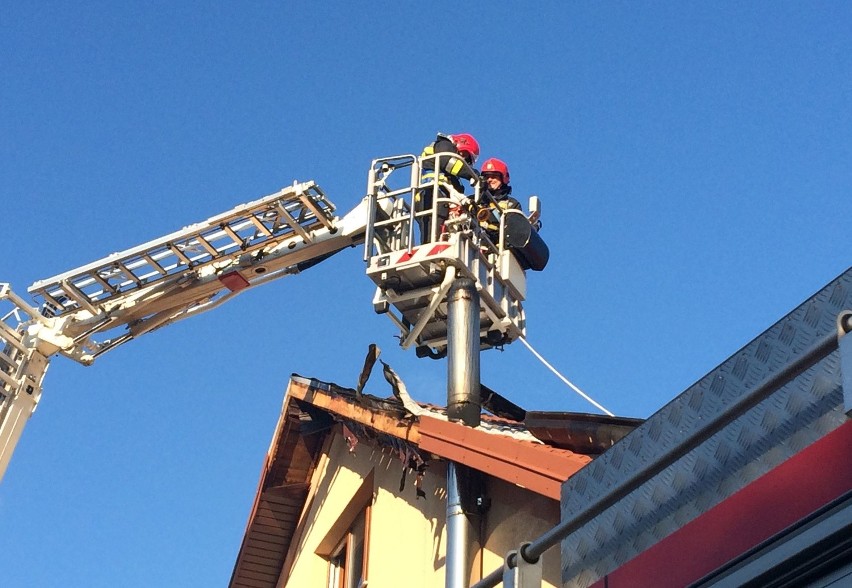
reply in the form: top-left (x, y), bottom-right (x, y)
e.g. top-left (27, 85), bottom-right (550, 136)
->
top-left (1, 181), bottom-right (373, 479)
top-left (1, 154), bottom-right (547, 482)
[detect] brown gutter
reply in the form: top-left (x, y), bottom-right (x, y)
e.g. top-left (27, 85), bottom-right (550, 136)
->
top-left (418, 415), bottom-right (592, 500)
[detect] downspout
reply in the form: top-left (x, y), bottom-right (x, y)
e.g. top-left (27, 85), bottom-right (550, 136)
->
top-left (446, 277), bottom-right (481, 588)
top-left (446, 462), bottom-right (470, 587)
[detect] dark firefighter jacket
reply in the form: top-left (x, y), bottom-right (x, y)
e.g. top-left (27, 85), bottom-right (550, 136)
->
top-left (480, 185), bottom-right (521, 237)
top-left (420, 134), bottom-right (478, 193)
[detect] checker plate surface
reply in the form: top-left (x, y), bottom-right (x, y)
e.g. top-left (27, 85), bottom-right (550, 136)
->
top-left (561, 267), bottom-right (852, 587)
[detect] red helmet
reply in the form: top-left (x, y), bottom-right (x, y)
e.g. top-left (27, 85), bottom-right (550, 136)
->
top-left (481, 158), bottom-right (510, 185)
top-left (449, 133), bottom-right (480, 164)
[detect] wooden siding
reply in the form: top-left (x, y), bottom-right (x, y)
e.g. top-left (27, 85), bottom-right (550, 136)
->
top-left (230, 403), bottom-right (325, 588)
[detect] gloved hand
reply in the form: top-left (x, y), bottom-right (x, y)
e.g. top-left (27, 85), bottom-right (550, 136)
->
top-left (477, 206), bottom-right (494, 224)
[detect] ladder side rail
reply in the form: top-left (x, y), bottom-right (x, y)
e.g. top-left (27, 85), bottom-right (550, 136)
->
top-left (0, 183), bottom-right (352, 481)
top-left (32, 235), bottom-right (228, 317)
top-left (30, 187), bottom-right (338, 317)
top-left (53, 216), bottom-right (369, 364)
top-left (50, 209), bottom-right (318, 295)
top-left (120, 218), bottom-right (370, 339)
top-left (0, 383), bottom-right (39, 481)
top-left (28, 182), bottom-right (331, 298)
top-left (0, 365), bottom-right (20, 391)
top-left (0, 284), bottom-right (51, 482)
top-left (28, 185), bottom-right (314, 291)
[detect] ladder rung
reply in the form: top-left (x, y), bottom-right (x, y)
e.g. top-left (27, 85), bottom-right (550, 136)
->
top-left (142, 253), bottom-right (167, 275)
top-left (219, 224), bottom-right (246, 250)
top-left (0, 349), bottom-right (16, 370)
top-left (114, 261), bottom-right (141, 287)
top-left (298, 194), bottom-right (334, 230)
top-left (60, 280), bottom-right (100, 316)
top-left (91, 271), bottom-right (117, 294)
top-left (0, 367), bottom-right (19, 391)
top-left (0, 322), bottom-right (26, 355)
top-left (194, 235), bottom-right (220, 258)
top-left (247, 213), bottom-right (274, 237)
top-left (276, 203), bottom-right (311, 242)
top-left (168, 244), bottom-right (193, 266)
top-left (38, 290), bottom-right (69, 315)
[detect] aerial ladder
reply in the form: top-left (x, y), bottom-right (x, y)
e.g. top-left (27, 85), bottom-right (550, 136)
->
top-left (0, 153), bottom-right (547, 481)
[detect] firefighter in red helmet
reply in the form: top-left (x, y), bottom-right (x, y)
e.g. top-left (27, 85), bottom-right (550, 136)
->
top-left (416, 132), bottom-right (481, 242)
top-left (478, 157), bottom-right (521, 244)
top-left (420, 132), bottom-right (480, 191)
top-left (448, 133), bottom-right (480, 166)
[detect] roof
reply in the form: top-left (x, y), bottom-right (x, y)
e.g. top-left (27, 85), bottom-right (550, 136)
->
top-left (229, 374), bottom-right (641, 588)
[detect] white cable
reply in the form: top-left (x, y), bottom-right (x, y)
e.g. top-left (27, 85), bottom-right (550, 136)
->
top-left (518, 336), bottom-right (614, 416)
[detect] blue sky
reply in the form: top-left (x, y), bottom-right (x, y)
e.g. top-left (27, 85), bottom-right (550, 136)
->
top-left (1, 3), bottom-right (850, 586)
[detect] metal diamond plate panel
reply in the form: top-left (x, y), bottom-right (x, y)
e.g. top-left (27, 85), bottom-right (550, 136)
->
top-left (561, 267), bottom-right (852, 587)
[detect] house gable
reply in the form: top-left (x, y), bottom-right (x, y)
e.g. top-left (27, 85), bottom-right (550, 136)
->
top-left (231, 375), bottom-right (639, 587)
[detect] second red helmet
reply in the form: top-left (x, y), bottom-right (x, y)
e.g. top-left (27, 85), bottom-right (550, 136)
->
top-left (481, 158), bottom-right (510, 185)
top-left (449, 133), bottom-right (480, 164)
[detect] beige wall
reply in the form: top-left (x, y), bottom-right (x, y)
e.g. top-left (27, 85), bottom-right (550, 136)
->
top-left (481, 477), bottom-right (562, 586)
top-left (282, 428), bottom-right (561, 587)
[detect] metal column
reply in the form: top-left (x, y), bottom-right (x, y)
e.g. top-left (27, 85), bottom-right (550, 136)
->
top-left (447, 277), bottom-right (480, 427)
top-left (446, 277), bottom-right (481, 588)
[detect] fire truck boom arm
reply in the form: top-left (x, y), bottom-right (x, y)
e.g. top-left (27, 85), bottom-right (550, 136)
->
top-left (1, 180), bottom-right (378, 481)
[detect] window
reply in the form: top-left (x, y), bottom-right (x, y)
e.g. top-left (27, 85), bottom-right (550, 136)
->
top-left (328, 509), bottom-right (367, 588)
top-left (319, 470), bottom-right (374, 588)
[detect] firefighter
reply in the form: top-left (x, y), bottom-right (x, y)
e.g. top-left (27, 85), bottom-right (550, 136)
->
top-left (421, 132), bottom-right (480, 190)
top-left (478, 157), bottom-right (520, 245)
top-left (416, 133), bottom-right (480, 242)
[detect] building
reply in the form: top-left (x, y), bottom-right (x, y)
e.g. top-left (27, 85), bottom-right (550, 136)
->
top-left (228, 374), bottom-right (640, 587)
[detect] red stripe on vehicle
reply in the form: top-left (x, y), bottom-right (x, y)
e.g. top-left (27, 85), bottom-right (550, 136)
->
top-left (396, 248), bottom-right (418, 263)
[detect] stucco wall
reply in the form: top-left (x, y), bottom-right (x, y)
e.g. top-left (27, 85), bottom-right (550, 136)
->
top-left (282, 428), bottom-right (561, 587)
top-left (366, 446), bottom-right (449, 588)
top-left (481, 477), bottom-right (562, 586)
top-left (282, 430), bottom-right (448, 587)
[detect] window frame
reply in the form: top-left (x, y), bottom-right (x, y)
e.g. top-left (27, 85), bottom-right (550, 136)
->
top-left (327, 508), bottom-right (368, 588)
top-left (319, 469), bottom-right (374, 588)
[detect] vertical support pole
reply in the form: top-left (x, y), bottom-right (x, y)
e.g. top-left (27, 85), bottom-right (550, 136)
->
top-left (446, 277), bottom-right (481, 588)
top-left (363, 164), bottom-right (377, 262)
top-left (409, 156), bottom-right (420, 252)
top-left (447, 277), bottom-right (480, 427)
top-left (446, 461), bottom-right (469, 588)
top-left (838, 311), bottom-right (852, 417)
top-left (502, 544), bottom-right (543, 588)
